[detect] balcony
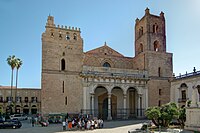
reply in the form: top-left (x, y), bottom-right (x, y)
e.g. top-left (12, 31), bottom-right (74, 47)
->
top-left (81, 66), bottom-right (149, 80)
top-left (178, 98), bottom-right (189, 103)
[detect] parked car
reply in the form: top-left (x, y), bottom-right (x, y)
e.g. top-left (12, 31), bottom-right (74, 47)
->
top-left (10, 114), bottom-right (28, 121)
top-left (0, 119), bottom-right (22, 129)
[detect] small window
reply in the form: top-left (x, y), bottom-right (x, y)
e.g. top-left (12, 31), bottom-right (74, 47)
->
top-left (63, 81), bottom-right (64, 93)
top-left (25, 97), bottom-right (28, 102)
top-left (59, 31), bottom-right (62, 39)
top-left (61, 59), bottom-right (65, 70)
top-left (65, 96), bottom-right (67, 105)
top-left (16, 97), bottom-right (21, 102)
top-left (73, 33), bottom-right (77, 40)
top-left (181, 90), bottom-right (186, 100)
top-left (153, 23), bottom-right (158, 33)
top-left (158, 67), bottom-right (161, 77)
top-left (141, 27), bottom-right (143, 35)
top-left (103, 62), bottom-right (111, 67)
top-left (66, 32), bottom-right (70, 40)
top-left (6, 97), bottom-right (13, 102)
top-left (140, 43), bottom-right (143, 53)
top-left (154, 41), bottom-right (159, 51)
top-left (159, 89), bottom-right (161, 95)
top-left (139, 26), bottom-right (143, 37)
top-left (51, 32), bottom-right (54, 37)
top-left (158, 100), bottom-right (161, 106)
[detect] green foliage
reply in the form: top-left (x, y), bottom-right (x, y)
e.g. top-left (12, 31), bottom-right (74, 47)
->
top-left (7, 55), bottom-right (17, 70)
top-left (145, 102), bottom-right (186, 128)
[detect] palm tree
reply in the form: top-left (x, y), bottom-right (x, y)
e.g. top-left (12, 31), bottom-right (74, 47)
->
top-left (7, 55), bottom-right (17, 114)
top-left (15, 58), bottom-right (22, 113)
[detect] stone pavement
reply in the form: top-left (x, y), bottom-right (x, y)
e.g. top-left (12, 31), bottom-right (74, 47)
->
top-left (0, 119), bottom-right (194, 133)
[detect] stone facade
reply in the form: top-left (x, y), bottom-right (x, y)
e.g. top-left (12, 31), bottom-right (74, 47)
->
top-left (171, 69), bottom-right (200, 131)
top-left (170, 69), bottom-right (200, 107)
top-left (0, 86), bottom-right (41, 115)
top-left (41, 8), bottom-right (173, 120)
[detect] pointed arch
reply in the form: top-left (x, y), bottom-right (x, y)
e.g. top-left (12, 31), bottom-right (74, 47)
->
top-left (153, 40), bottom-right (159, 51)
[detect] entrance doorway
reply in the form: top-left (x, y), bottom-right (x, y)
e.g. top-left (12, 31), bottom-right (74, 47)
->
top-left (98, 93), bottom-right (117, 120)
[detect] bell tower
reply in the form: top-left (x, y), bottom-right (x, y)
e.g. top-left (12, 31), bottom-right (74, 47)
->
top-left (134, 8), bottom-right (173, 107)
top-left (41, 15), bottom-right (83, 114)
top-left (135, 8), bottom-right (166, 56)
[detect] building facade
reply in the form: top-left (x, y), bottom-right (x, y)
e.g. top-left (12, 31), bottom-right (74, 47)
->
top-left (41, 8), bottom-right (173, 120)
top-left (0, 86), bottom-right (41, 115)
top-left (171, 69), bottom-right (200, 131)
top-left (170, 68), bottom-right (200, 107)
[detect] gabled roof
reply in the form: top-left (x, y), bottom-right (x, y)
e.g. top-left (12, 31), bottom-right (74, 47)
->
top-left (85, 42), bottom-right (124, 57)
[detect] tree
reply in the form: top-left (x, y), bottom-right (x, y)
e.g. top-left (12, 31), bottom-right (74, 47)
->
top-left (7, 55), bottom-right (17, 114)
top-left (15, 58), bottom-right (22, 113)
top-left (145, 106), bottom-right (161, 127)
top-left (145, 102), bottom-right (183, 128)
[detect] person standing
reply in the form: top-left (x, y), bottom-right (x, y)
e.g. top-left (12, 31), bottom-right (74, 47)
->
top-left (31, 117), bottom-right (35, 127)
top-left (62, 121), bottom-right (66, 130)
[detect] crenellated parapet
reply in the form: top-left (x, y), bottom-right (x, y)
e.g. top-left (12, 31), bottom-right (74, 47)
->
top-left (43, 15), bottom-right (82, 42)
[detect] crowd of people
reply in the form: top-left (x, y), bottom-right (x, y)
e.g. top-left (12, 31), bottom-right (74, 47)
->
top-left (62, 117), bottom-right (104, 131)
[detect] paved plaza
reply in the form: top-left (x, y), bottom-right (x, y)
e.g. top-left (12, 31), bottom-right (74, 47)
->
top-left (0, 119), bottom-right (194, 133)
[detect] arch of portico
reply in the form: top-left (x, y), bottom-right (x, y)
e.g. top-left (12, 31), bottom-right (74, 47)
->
top-left (84, 83), bottom-right (147, 120)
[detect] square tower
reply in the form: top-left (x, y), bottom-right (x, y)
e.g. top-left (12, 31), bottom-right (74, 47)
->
top-left (134, 8), bottom-right (173, 107)
top-left (41, 16), bottom-right (83, 114)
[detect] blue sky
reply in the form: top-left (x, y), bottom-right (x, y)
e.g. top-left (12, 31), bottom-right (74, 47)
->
top-left (1, 0), bottom-right (200, 88)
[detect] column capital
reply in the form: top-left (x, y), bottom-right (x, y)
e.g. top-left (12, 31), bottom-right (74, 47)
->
top-left (123, 94), bottom-right (127, 98)
top-left (108, 93), bottom-right (112, 98)
top-left (138, 94), bottom-right (143, 97)
top-left (90, 92), bottom-right (95, 96)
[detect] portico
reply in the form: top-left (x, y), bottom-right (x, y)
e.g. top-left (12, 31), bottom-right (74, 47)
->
top-left (81, 66), bottom-right (149, 120)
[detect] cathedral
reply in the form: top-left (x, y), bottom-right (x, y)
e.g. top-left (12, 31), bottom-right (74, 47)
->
top-left (41, 8), bottom-right (173, 120)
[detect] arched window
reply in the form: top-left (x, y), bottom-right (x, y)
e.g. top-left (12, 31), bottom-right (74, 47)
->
top-left (180, 83), bottom-right (187, 88)
top-left (140, 43), bottom-right (143, 53)
top-left (61, 59), bottom-right (65, 70)
top-left (153, 23), bottom-right (158, 33)
top-left (154, 41), bottom-right (159, 51)
top-left (139, 26), bottom-right (143, 37)
top-left (59, 31), bottom-right (62, 39)
top-left (73, 33), bottom-right (77, 40)
top-left (103, 62), bottom-right (111, 67)
top-left (51, 32), bottom-right (54, 37)
top-left (66, 32), bottom-right (70, 40)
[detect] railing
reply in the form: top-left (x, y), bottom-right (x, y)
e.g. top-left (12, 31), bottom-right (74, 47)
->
top-left (178, 98), bottom-right (189, 103)
top-left (80, 108), bottom-right (145, 120)
top-left (0, 100), bottom-right (40, 103)
top-left (81, 66), bottom-right (149, 80)
top-left (176, 70), bottom-right (200, 79)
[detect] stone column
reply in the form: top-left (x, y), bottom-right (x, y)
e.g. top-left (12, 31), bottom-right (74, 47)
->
top-left (137, 95), bottom-right (141, 117)
top-left (91, 93), bottom-right (95, 116)
top-left (123, 94), bottom-right (127, 119)
top-left (123, 94), bottom-right (127, 109)
top-left (83, 86), bottom-right (87, 111)
top-left (137, 94), bottom-right (143, 117)
top-left (145, 86), bottom-right (148, 109)
top-left (107, 93), bottom-right (112, 120)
